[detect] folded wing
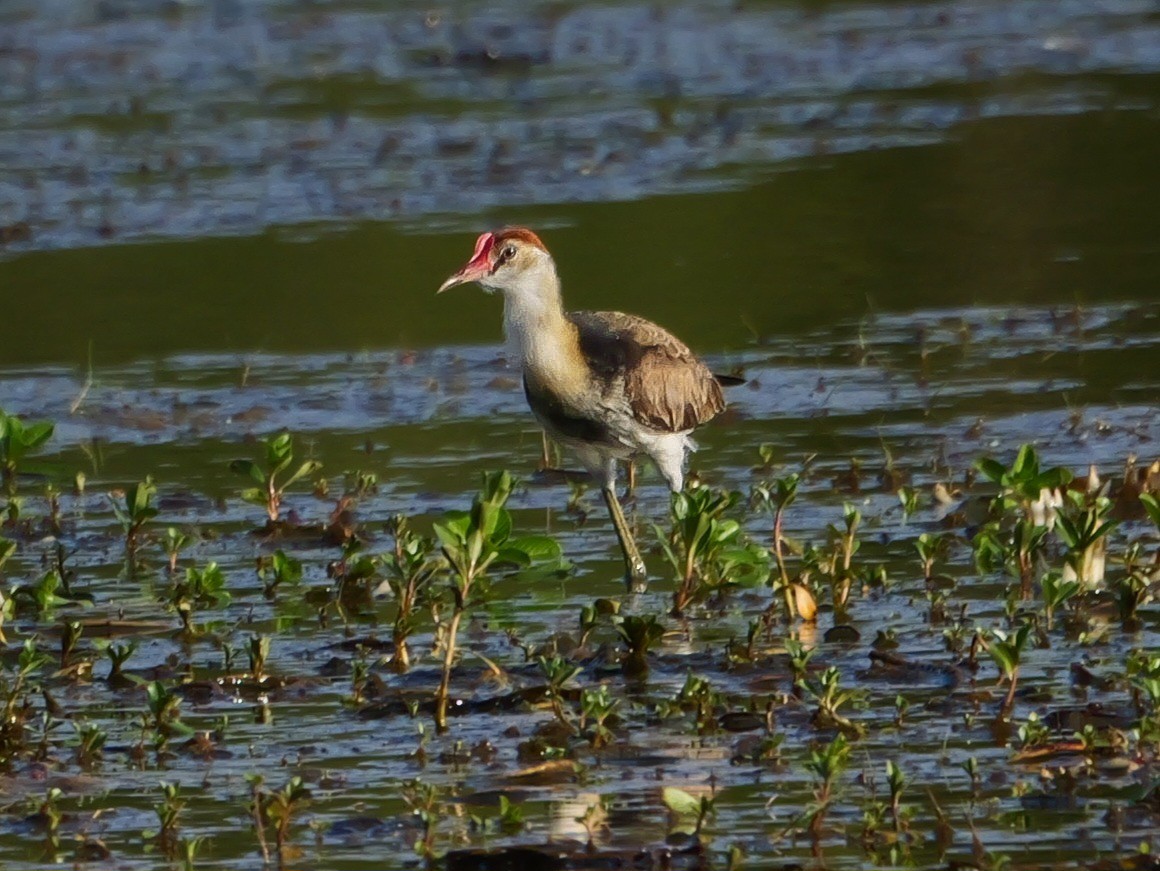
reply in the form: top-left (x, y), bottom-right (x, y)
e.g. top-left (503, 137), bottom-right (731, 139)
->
top-left (568, 311), bottom-right (726, 434)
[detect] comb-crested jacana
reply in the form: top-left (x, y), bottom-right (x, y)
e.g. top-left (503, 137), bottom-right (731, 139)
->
top-left (438, 227), bottom-right (734, 582)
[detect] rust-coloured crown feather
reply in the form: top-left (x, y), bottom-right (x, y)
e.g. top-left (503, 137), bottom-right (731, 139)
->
top-left (493, 227), bottom-right (547, 252)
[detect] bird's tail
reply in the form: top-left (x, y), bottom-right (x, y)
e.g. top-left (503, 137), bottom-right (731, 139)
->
top-left (713, 372), bottom-right (746, 387)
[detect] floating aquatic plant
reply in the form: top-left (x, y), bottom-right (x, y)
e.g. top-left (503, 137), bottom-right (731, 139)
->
top-left (615, 613), bottom-right (664, 678)
top-left (163, 526), bottom-right (191, 574)
top-left (753, 472), bottom-right (800, 618)
top-left (0, 408), bottom-right (54, 496)
top-left (432, 471), bottom-right (560, 731)
top-left (169, 562), bottom-right (231, 635)
top-left (1056, 490), bottom-right (1117, 590)
top-left (658, 484), bottom-right (767, 616)
top-left (257, 548), bottom-right (302, 599)
top-left (110, 476), bottom-right (157, 559)
top-left (983, 622), bottom-right (1032, 716)
top-left (381, 516), bottom-right (440, 672)
top-left (230, 432), bottom-right (322, 527)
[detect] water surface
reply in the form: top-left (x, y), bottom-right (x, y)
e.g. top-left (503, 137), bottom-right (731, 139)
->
top-left (1, 2), bottom-right (1160, 869)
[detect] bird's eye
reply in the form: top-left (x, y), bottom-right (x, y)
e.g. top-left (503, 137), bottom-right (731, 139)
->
top-left (501, 245), bottom-right (517, 262)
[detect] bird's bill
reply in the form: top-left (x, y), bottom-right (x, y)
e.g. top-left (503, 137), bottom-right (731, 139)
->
top-left (437, 231), bottom-right (495, 293)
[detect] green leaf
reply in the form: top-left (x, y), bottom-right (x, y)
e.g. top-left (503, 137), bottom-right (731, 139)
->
top-left (1036, 467), bottom-right (1072, 492)
top-left (270, 550), bottom-right (303, 584)
top-left (267, 433), bottom-right (294, 474)
top-left (974, 457), bottom-right (1007, 484)
top-left (651, 523), bottom-right (681, 574)
top-left (989, 647), bottom-right (1014, 677)
top-left (472, 499), bottom-right (510, 544)
top-left (1010, 444), bottom-right (1038, 481)
top-left (1055, 516), bottom-right (1080, 549)
top-left (718, 545), bottom-right (768, 570)
top-left (284, 459), bottom-right (322, 489)
top-left (0, 412), bottom-right (54, 466)
top-left (1092, 519), bottom-right (1118, 542)
top-left (504, 535), bottom-right (562, 563)
top-left (230, 459), bottom-right (267, 485)
top-left (1141, 493), bottom-right (1160, 530)
top-left (494, 547), bottom-right (533, 568)
top-left (20, 421), bottom-right (54, 451)
top-left (712, 519), bottom-right (742, 544)
top-left (240, 488), bottom-right (268, 506)
top-left (479, 469), bottom-right (514, 507)
top-left (662, 786), bottom-right (702, 817)
top-left (988, 624), bottom-right (1030, 679)
top-left (0, 416), bottom-right (23, 456)
top-left (121, 478), bottom-right (157, 521)
top-left (0, 536), bottom-right (15, 571)
top-left (434, 512), bottom-right (471, 547)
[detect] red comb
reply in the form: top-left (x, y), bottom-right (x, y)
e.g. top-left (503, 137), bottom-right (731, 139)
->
top-left (466, 232), bottom-right (495, 269)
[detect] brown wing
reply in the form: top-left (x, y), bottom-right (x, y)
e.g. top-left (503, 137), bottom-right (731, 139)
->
top-left (568, 311), bottom-right (725, 433)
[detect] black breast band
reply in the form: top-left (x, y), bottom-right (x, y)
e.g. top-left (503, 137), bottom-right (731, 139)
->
top-left (523, 376), bottom-right (613, 445)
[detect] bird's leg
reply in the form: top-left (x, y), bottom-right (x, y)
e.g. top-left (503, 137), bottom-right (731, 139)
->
top-left (602, 485), bottom-right (647, 585)
top-left (539, 431), bottom-right (553, 471)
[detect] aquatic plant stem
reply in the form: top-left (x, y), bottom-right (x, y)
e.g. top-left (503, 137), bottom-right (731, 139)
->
top-left (68, 341), bottom-right (94, 415)
top-left (249, 781), bottom-right (270, 864)
top-left (773, 506), bottom-right (795, 619)
top-left (773, 505), bottom-right (787, 583)
top-left (1000, 670), bottom-right (1018, 718)
top-left (391, 578), bottom-right (418, 672)
top-left (392, 635), bottom-right (411, 673)
top-left (434, 607), bottom-right (464, 732)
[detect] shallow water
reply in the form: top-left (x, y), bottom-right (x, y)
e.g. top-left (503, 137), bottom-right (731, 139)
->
top-left (1, 1), bottom-right (1160, 869)
top-left (0, 298), bottom-right (1156, 869)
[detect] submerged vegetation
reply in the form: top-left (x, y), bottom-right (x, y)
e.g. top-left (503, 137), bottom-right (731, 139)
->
top-left (0, 391), bottom-right (1157, 869)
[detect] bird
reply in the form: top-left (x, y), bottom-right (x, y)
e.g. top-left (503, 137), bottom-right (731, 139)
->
top-left (437, 227), bottom-right (733, 582)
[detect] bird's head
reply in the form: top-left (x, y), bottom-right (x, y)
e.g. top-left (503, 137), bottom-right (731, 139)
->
top-left (437, 228), bottom-right (554, 297)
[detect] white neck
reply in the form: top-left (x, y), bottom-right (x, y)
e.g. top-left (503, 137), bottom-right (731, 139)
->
top-left (499, 255), bottom-right (570, 372)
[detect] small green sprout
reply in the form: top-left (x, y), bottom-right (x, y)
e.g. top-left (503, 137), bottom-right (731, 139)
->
top-left (110, 477), bottom-right (158, 557)
top-left (230, 432), bottom-right (322, 526)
